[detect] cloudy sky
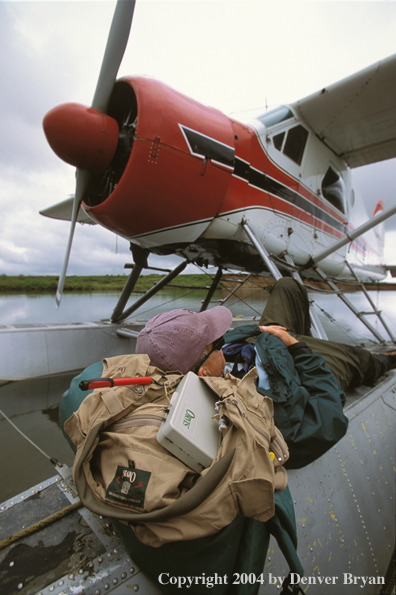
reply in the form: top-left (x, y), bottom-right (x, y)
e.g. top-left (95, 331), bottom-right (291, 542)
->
top-left (1, 0), bottom-right (396, 279)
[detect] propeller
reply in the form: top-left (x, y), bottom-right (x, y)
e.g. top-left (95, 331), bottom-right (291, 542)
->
top-left (51, 0), bottom-right (136, 307)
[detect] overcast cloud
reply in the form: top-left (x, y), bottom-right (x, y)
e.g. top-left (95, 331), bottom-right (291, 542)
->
top-left (1, 0), bottom-right (396, 279)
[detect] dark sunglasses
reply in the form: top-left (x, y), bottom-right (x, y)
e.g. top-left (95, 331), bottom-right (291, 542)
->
top-left (199, 336), bottom-right (225, 367)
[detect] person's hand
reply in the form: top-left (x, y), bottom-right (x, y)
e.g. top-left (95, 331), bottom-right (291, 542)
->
top-left (259, 325), bottom-right (298, 347)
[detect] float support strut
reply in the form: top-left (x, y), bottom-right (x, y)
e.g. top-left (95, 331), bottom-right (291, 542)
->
top-left (315, 265), bottom-right (390, 344)
top-left (111, 263), bottom-right (144, 322)
top-left (112, 259), bottom-right (189, 323)
top-left (242, 218), bottom-right (327, 339)
top-left (344, 262), bottom-right (395, 343)
top-left (200, 268), bottom-right (223, 312)
top-left (242, 219), bottom-right (282, 281)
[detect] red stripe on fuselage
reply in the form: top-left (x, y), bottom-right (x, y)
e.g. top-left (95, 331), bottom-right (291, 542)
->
top-left (222, 120), bottom-right (347, 225)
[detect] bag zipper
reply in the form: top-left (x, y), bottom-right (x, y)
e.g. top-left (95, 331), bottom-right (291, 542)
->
top-left (199, 377), bottom-right (287, 464)
top-left (227, 398), bottom-right (285, 462)
top-left (107, 414), bottom-right (165, 432)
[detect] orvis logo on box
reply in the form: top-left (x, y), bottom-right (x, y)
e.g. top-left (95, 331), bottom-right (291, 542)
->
top-left (183, 409), bottom-right (195, 429)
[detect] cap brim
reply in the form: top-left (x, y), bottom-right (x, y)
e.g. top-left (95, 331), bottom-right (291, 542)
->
top-left (197, 306), bottom-right (233, 345)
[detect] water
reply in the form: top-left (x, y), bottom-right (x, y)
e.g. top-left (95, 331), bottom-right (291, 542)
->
top-left (0, 374), bottom-right (77, 502)
top-left (2, 287), bottom-right (396, 335)
top-left (0, 287), bottom-right (395, 502)
top-left (0, 287), bottom-right (266, 326)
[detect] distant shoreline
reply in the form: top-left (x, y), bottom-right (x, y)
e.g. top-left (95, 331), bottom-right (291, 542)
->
top-left (1, 274), bottom-right (395, 294)
top-left (0, 274), bottom-right (209, 294)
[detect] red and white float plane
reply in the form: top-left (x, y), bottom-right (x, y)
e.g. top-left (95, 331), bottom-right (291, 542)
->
top-left (41, 0), bottom-right (396, 326)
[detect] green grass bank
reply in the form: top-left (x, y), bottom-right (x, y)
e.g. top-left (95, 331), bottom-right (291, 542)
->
top-left (0, 274), bottom-right (209, 294)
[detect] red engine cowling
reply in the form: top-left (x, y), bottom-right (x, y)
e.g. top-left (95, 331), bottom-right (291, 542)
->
top-left (82, 77), bottom-right (236, 242)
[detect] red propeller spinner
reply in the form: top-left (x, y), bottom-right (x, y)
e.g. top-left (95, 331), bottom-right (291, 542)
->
top-left (43, 103), bottom-right (119, 174)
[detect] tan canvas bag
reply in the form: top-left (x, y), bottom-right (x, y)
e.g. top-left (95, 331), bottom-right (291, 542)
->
top-left (65, 354), bottom-right (289, 547)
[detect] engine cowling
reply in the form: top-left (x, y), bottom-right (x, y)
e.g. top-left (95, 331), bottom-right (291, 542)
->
top-left (81, 76), bottom-right (236, 243)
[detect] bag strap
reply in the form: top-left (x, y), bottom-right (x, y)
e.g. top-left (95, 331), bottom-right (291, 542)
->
top-left (74, 420), bottom-right (236, 523)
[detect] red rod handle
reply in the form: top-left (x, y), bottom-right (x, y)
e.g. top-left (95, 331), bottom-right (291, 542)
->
top-left (79, 377), bottom-right (154, 391)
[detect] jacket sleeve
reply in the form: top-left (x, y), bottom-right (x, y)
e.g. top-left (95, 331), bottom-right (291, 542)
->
top-left (256, 334), bottom-right (348, 468)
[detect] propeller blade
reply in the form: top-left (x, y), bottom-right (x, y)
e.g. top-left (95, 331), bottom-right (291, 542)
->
top-left (40, 196), bottom-right (97, 224)
top-left (91, 0), bottom-right (136, 113)
top-left (55, 0), bottom-right (135, 307)
top-left (55, 169), bottom-right (91, 307)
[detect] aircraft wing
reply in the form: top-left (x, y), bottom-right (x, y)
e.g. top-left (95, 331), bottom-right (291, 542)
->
top-left (291, 53), bottom-right (396, 168)
top-left (40, 197), bottom-right (97, 225)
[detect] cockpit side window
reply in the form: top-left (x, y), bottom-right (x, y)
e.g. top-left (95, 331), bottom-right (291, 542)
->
top-left (283, 125), bottom-right (308, 165)
top-left (259, 106), bottom-right (308, 166)
top-left (272, 125), bottom-right (308, 166)
top-left (321, 167), bottom-right (346, 213)
top-left (273, 132), bottom-right (285, 150)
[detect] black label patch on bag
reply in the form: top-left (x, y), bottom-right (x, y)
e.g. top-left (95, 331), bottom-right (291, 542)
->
top-left (106, 460), bottom-right (151, 509)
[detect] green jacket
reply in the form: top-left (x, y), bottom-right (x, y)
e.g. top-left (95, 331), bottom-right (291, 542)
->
top-left (223, 325), bottom-right (349, 469)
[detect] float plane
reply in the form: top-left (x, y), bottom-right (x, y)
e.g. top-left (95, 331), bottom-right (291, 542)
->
top-left (41, 0), bottom-right (396, 335)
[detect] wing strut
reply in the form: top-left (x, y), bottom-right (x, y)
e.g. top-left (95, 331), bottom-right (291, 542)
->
top-left (307, 203), bottom-right (396, 268)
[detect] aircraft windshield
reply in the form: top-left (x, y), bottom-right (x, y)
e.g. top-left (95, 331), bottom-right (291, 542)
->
top-left (257, 106), bottom-right (294, 128)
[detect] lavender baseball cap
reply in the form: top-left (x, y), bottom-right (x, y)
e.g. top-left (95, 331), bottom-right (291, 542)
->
top-left (136, 307), bottom-right (232, 374)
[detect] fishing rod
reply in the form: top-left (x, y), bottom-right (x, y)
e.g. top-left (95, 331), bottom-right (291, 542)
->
top-left (79, 376), bottom-right (164, 391)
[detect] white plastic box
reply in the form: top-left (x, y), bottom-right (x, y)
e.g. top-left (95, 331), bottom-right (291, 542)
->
top-left (156, 372), bottom-right (221, 473)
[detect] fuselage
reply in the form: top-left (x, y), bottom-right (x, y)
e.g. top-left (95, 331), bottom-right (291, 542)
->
top-left (53, 76), bottom-right (384, 280)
